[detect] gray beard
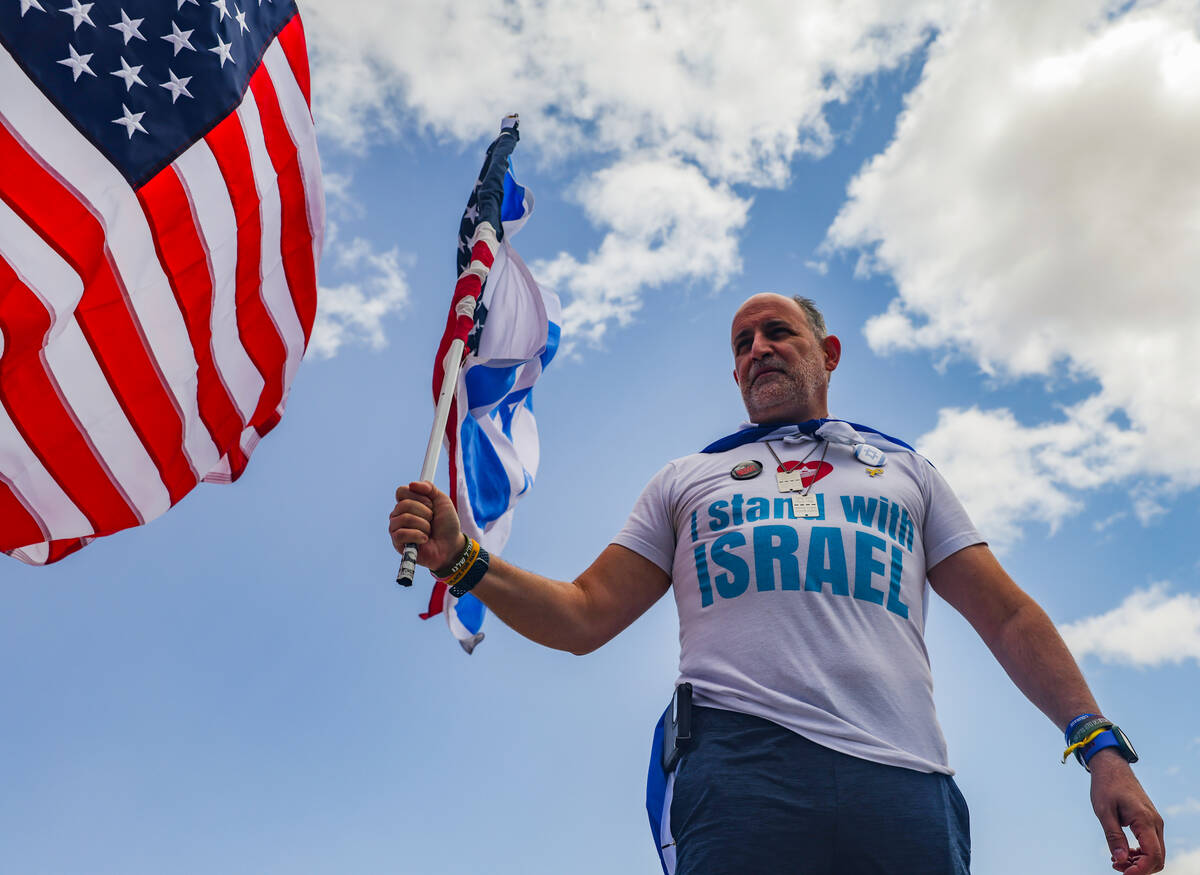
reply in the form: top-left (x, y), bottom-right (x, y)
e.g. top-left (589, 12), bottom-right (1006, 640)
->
top-left (742, 359), bottom-right (827, 422)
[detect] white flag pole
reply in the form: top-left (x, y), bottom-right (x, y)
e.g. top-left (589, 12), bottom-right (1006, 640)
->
top-left (395, 253), bottom-right (488, 586)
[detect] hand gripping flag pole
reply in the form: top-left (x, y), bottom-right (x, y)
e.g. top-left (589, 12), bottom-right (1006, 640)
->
top-left (396, 116), bottom-right (520, 587)
top-left (394, 243), bottom-right (494, 585)
top-left (394, 300), bottom-right (475, 585)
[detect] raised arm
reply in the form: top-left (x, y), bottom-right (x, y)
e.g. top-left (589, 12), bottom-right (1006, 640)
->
top-left (389, 480), bottom-right (671, 655)
top-left (928, 543), bottom-right (1164, 874)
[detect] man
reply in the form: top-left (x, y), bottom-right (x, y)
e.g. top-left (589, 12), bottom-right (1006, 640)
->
top-left (390, 293), bottom-right (1164, 874)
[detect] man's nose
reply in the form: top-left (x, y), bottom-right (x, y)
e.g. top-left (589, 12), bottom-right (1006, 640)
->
top-left (750, 331), bottom-right (774, 359)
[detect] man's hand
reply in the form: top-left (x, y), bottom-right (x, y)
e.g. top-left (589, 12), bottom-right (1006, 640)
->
top-left (1088, 753), bottom-right (1165, 873)
top-left (388, 483), bottom-right (670, 654)
top-left (389, 481), bottom-right (465, 573)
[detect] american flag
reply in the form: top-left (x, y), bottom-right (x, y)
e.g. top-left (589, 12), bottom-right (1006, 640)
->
top-left (0, 0), bottom-right (324, 564)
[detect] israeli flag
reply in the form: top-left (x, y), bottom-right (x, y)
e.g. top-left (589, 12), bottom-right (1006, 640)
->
top-left (443, 173), bottom-right (561, 652)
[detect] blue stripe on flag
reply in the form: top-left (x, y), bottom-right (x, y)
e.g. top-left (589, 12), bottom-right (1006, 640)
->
top-left (460, 417), bottom-right (512, 526)
top-left (497, 387), bottom-right (533, 439)
top-left (647, 707), bottom-right (670, 875)
top-left (465, 363), bottom-right (521, 409)
top-left (541, 322), bottom-right (562, 369)
top-left (454, 592), bottom-right (486, 635)
top-left (501, 165), bottom-right (527, 223)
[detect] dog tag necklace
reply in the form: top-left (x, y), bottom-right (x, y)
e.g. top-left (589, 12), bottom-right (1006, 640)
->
top-left (765, 438), bottom-right (829, 518)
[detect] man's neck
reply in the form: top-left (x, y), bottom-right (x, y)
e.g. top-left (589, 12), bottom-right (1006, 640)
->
top-left (754, 408), bottom-right (830, 426)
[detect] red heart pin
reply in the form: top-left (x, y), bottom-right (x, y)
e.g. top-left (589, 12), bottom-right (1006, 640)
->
top-left (777, 460), bottom-right (833, 488)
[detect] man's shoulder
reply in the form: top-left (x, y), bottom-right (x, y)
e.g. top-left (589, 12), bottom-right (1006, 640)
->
top-left (850, 424), bottom-right (934, 469)
top-left (639, 449), bottom-right (754, 497)
top-left (850, 423), bottom-right (914, 450)
top-left (656, 451), bottom-right (721, 479)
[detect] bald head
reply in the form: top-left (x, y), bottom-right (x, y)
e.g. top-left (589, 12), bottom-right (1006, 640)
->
top-left (733, 293), bottom-right (826, 341)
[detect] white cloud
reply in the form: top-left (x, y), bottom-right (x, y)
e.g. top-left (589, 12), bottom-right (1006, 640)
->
top-left (914, 398), bottom-right (1142, 547)
top-left (1093, 510), bottom-right (1127, 532)
top-left (1134, 493), bottom-right (1170, 525)
top-left (1059, 583), bottom-right (1200, 668)
top-left (533, 159), bottom-right (750, 346)
top-left (310, 230), bottom-right (411, 359)
top-left (302, 0), bottom-right (958, 341)
top-left (303, 0), bottom-right (954, 181)
top-left (321, 170), bottom-right (365, 221)
top-left (1166, 846), bottom-right (1200, 875)
top-left (917, 406), bottom-right (1080, 547)
top-left (827, 0), bottom-right (1200, 540)
top-left (1168, 799), bottom-right (1200, 817)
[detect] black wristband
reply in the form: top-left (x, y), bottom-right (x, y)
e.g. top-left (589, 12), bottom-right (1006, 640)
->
top-left (449, 547), bottom-right (490, 598)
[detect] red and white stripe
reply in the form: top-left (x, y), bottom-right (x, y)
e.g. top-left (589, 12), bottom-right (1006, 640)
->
top-left (418, 225), bottom-right (498, 646)
top-left (0, 14), bottom-right (323, 564)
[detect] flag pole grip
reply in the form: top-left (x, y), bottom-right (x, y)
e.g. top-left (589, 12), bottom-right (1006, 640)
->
top-left (397, 336), bottom-right (470, 586)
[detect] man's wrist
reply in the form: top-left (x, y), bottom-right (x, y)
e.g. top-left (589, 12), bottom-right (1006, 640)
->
top-left (448, 546), bottom-right (490, 598)
top-left (433, 533), bottom-right (470, 578)
top-left (1061, 722), bottom-right (1139, 772)
top-left (1086, 746), bottom-right (1133, 773)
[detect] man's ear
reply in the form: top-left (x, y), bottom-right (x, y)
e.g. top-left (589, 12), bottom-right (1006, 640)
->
top-left (823, 335), bottom-right (842, 373)
top-left (732, 367), bottom-right (740, 387)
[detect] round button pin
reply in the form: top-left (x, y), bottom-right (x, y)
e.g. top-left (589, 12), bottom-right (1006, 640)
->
top-left (853, 443), bottom-right (886, 467)
top-left (731, 460), bottom-right (763, 480)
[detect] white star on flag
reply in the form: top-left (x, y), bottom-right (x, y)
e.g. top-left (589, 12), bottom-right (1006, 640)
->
top-left (212, 0), bottom-right (230, 21)
top-left (464, 203), bottom-right (479, 222)
top-left (234, 5), bottom-right (248, 34)
top-left (109, 9), bottom-right (146, 44)
top-left (161, 21), bottom-right (195, 55)
top-left (111, 103), bottom-right (147, 139)
top-left (110, 57), bottom-right (144, 91)
top-left (177, 0), bottom-right (198, 7)
top-left (209, 35), bottom-right (234, 67)
top-left (19, 0), bottom-right (45, 16)
top-left (160, 69), bottom-right (193, 103)
top-left (60, 0), bottom-right (94, 29)
top-left (56, 44), bottom-right (95, 81)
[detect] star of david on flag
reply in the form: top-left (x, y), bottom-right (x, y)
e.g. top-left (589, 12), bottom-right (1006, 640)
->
top-left (419, 118), bottom-right (561, 653)
top-left (0, 0), bottom-right (324, 564)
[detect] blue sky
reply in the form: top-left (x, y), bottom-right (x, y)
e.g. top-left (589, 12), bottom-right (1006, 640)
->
top-left (5, 1), bottom-right (1200, 873)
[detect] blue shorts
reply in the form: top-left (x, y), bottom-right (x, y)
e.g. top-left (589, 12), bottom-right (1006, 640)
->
top-left (648, 705), bottom-right (970, 874)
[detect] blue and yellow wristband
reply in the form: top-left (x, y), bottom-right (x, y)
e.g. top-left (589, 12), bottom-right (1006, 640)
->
top-left (1061, 713), bottom-right (1139, 770)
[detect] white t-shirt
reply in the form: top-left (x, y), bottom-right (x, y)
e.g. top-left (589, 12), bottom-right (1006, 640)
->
top-left (613, 420), bottom-right (984, 774)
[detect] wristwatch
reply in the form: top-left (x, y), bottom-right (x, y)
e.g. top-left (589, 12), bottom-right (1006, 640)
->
top-left (1077, 725), bottom-right (1139, 770)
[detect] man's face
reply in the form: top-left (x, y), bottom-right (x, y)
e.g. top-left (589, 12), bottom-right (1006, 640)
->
top-left (730, 294), bottom-right (839, 424)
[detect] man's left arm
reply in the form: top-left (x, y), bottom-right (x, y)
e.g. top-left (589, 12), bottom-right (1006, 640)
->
top-left (928, 544), bottom-right (1165, 874)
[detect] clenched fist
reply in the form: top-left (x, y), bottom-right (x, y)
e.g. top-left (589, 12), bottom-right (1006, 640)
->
top-left (389, 481), bottom-right (466, 574)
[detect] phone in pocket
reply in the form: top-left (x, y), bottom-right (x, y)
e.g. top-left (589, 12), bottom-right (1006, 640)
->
top-left (661, 682), bottom-right (693, 772)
